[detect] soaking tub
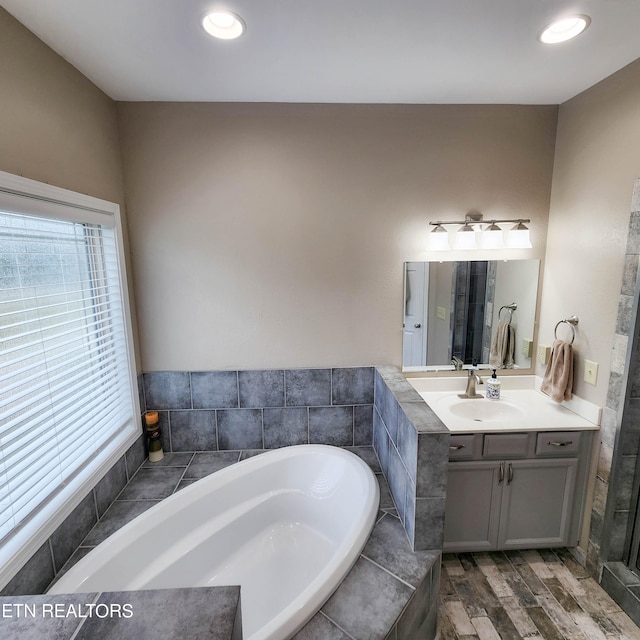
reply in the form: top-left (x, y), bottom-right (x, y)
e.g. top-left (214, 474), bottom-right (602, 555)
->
top-left (49, 444), bottom-right (380, 640)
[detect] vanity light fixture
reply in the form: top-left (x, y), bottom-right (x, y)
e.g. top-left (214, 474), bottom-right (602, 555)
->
top-left (428, 212), bottom-right (532, 251)
top-left (202, 10), bottom-right (246, 39)
top-left (481, 222), bottom-right (504, 250)
top-left (506, 221), bottom-right (533, 248)
top-left (538, 15), bottom-right (591, 44)
top-left (429, 224), bottom-right (450, 251)
top-left (452, 222), bottom-right (478, 251)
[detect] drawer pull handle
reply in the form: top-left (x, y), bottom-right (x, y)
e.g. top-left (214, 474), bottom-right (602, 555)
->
top-left (547, 440), bottom-right (573, 447)
top-left (507, 462), bottom-right (513, 484)
top-left (449, 444), bottom-right (466, 450)
top-left (499, 462), bottom-right (504, 484)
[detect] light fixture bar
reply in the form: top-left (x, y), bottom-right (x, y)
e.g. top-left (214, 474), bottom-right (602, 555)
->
top-left (427, 212), bottom-right (532, 251)
top-left (428, 217), bottom-right (531, 227)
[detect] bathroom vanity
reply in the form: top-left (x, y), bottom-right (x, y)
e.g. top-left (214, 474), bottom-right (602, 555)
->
top-left (409, 376), bottom-right (600, 553)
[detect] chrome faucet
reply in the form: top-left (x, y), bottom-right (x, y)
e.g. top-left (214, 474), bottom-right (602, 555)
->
top-left (450, 356), bottom-right (464, 371)
top-left (458, 368), bottom-right (484, 399)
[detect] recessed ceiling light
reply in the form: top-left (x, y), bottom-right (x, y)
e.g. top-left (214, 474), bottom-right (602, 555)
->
top-left (538, 15), bottom-right (591, 44)
top-left (202, 10), bottom-right (245, 40)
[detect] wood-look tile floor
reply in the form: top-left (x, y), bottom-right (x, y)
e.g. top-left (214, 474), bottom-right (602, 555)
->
top-left (438, 549), bottom-right (640, 640)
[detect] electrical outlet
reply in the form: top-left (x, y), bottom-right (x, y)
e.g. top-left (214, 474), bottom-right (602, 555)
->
top-left (522, 338), bottom-right (533, 358)
top-left (584, 359), bottom-right (599, 385)
top-left (537, 344), bottom-right (551, 365)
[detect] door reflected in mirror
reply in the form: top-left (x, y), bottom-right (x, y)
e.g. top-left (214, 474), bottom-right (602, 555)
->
top-left (402, 260), bottom-right (540, 371)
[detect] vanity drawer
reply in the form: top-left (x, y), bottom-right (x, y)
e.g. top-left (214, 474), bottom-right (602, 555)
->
top-left (448, 434), bottom-right (479, 460)
top-left (535, 431), bottom-right (581, 456)
top-left (483, 433), bottom-right (529, 458)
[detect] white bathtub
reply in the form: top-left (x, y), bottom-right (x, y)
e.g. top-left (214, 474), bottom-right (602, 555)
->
top-left (49, 444), bottom-right (380, 640)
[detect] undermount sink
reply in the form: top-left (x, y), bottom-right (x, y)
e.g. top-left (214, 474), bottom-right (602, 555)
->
top-left (443, 397), bottom-right (525, 422)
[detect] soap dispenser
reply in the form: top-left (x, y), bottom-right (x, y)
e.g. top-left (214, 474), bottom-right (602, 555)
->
top-left (486, 369), bottom-right (501, 400)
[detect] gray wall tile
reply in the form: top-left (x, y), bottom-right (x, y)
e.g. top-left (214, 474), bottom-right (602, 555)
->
top-left (191, 371), bottom-right (239, 409)
top-left (374, 408), bottom-right (390, 476)
top-left (0, 542), bottom-right (55, 596)
top-left (332, 367), bottom-right (375, 405)
top-left (94, 457), bottom-right (128, 517)
top-left (416, 433), bottom-right (449, 498)
top-left (50, 493), bottom-right (98, 573)
top-left (413, 497), bottom-right (446, 551)
top-left (381, 389), bottom-right (399, 444)
top-left (397, 411), bottom-right (418, 485)
top-left (217, 408), bottom-right (264, 449)
top-left (264, 407), bottom-right (308, 448)
top-left (170, 410), bottom-right (217, 451)
top-left (125, 434), bottom-right (147, 480)
top-left (239, 370), bottom-right (285, 408)
top-left (143, 372), bottom-right (191, 410)
top-left (354, 404), bottom-right (374, 446)
top-left (386, 446), bottom-right (408, 523)
top-left (286, 369), bottom-right (331, 406)
top-left (309, 406), bottom-right (353, 446)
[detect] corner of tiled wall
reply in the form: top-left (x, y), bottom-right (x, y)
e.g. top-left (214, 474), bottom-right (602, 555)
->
top-left (373, 366), bottom-right (450, 551)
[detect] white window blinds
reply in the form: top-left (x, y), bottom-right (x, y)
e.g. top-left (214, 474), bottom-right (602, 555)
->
top-left (0, 175), bottom-right (138, 568)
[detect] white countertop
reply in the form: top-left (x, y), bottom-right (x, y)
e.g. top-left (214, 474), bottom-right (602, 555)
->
top-left (408, 375), bottom-right (601, 433)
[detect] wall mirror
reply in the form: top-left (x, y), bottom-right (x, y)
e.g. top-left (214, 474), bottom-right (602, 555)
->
top-left (402, 259), bottom-right (540, 371)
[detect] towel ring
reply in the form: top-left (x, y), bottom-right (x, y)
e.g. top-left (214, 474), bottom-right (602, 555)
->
top-left (554, 316), bottom-right (579, 344)
top-left (499, 303), bottom-right (517, 323)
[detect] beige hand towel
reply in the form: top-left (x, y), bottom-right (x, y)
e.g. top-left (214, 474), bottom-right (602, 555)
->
top-left (489, 321), bottom-right (515, 369)
top-left (540, 339), bottom-right (574, 403)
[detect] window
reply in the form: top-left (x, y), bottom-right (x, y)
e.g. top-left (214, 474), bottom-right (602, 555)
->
top-left (0, 171), bottom-right (139, 586)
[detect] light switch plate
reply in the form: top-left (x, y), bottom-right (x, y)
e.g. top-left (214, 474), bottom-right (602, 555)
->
top-left (436, 306), bottom-right (446, 320)
top-left (584, 359), bottom-right (599, 385)
top-left (522, 338), bottom-right (533, 358)
top-left (537, 344), bottom-right (551, 365)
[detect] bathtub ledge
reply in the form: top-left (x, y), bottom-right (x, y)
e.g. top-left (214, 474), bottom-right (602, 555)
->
top-left (0, 585), bottom-right (241, 640)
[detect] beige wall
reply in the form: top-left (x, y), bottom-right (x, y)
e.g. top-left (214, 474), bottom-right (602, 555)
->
top-left (0, 8), bottom-right (124, 206)
top-left (117, 102), bottom-right (557, 371)
top-left (0, 8), bottom-right (139, 367)
top-left (541, 57), bottom-right (640, 406)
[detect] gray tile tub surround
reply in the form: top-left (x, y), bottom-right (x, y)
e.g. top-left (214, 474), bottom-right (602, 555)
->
top-left (141, 367), bottom-right (375, 452)
top-left (42, 446), bottom-right (438, 640)
top-left (373, 366), bottom-right (449, 552)
top-left (298, 513), bottom-right (441, 640)
top-left (0, 587), bottom-right (241, 640)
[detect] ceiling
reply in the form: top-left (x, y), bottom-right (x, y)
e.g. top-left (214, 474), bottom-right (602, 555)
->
top-left (3, 0), bottom-right (640, 104)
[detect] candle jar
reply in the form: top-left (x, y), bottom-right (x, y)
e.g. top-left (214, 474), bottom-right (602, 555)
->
top-left (144, 411), bottom-right (164, 462)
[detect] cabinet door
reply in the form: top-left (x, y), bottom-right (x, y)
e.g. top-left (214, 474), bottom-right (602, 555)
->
top-left (498, 458), bottom-right (578, 548)
top-left (444, 461), bottom-right (503, 552)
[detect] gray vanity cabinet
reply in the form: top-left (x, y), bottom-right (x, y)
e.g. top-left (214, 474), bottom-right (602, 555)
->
top-left (443, 461), bottom-right (503, 551)
top-left (444, 431), bottom-right (590, 553)
top-left (497, 458), bottom-right (578, 548)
